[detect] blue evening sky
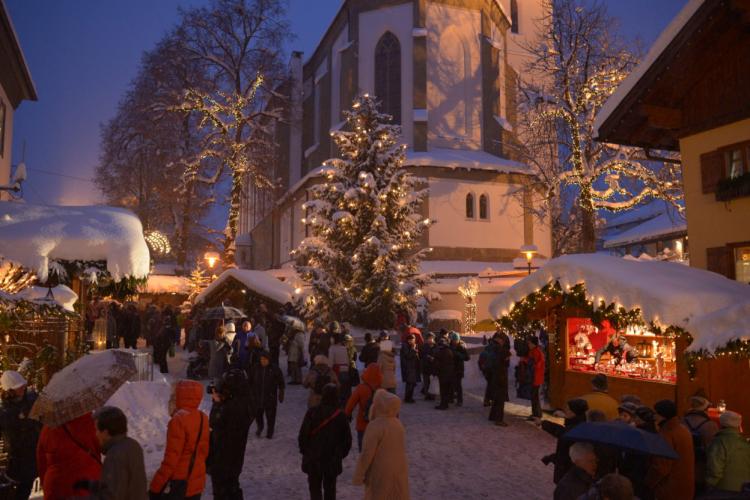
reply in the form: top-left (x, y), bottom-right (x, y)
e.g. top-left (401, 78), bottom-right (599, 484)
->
top-left (6, 0), bottom-right (687, 206)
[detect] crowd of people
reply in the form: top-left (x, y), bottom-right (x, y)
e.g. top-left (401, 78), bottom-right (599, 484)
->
top-left (1, 299), bottom-right (749, 500)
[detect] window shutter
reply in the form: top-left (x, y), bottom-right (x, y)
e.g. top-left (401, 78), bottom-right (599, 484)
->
top-left (706, 246), bottom-right (734, 279)
top-left (700, 150), bottom-right (724, 194)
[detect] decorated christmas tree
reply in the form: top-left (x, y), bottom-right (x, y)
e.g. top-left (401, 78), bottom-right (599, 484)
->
top-left (293, 94), bottom-right (431, 328)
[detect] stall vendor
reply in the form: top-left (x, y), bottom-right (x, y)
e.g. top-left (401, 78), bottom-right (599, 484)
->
top-left (594, 333), bottom-right (637, 365)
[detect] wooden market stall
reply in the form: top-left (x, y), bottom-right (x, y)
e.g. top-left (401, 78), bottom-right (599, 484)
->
top-left (193, 268), bottom-right (295, 313)
top-left (490, 254), bottom-right (750, 421)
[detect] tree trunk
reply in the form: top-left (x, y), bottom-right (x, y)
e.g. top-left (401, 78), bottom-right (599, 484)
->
top-left (223, 168), bottom-right (243, 265)
top-left (579, 186), bottom-right (597, 253)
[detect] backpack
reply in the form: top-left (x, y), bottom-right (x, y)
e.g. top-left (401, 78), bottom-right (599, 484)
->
top-left (362, 385), bottom-right (376, 423)
top-left (478, 347), bottom-right (495, 373)
top-left (685, 416), bottom-right (710, 462)
top-left (313, 367), bottom-right (332, 395)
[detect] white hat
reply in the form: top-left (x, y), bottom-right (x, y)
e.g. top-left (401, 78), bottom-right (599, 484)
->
top-left (0, 371), bottom-right (27, 391)
top-left (720, 410), bottom-right (742, 429)
top-left (224, 322), bottom-right (236, 333)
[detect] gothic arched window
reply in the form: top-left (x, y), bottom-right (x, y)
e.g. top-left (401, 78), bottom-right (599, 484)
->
top-left (375, 31), bottom-right (401, 124)
top-left (510, 0), bottom-right (519, 34)
top-left (466, 193), bottom-right (475, 219)
top-left (479, 194), bottom-right (489, 220)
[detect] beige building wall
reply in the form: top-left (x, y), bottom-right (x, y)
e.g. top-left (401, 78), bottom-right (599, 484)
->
top-left (0, 83), bottom-right (14, 198)
top-left (679, 117), bottom-right (750, 270)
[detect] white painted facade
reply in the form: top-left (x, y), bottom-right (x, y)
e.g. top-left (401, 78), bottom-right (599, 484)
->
top-left (427, 177), bottom-right (526, 249)
top-left (358, 3), bottom-right (414, 146)
top-left (426, 3), bottom-right (483, 150)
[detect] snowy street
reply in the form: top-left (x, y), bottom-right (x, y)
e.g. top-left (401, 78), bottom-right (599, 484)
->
top-left (112, 351), bottom-right (556, 499)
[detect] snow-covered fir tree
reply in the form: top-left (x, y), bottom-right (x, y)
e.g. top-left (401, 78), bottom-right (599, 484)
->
top-left (293, 94), bottom-right (430, 328)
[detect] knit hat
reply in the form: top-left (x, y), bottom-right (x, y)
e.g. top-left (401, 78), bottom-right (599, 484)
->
top-left (591, 374), bottom-right (609, 392)
top-left (449, 331), bottom-right (461, 342)
top-left (635, 405), bottom-right (656, 423)
top-left (0, 371), bottom-right (26, 391)
top-left (618, 402), bottom-right (638, 417)
top-left (567, 398), bottom-right (589, 417)
top-left (378, 330), bottom-right (390, 341)
top-left (719, 410), bottom-right (742, 429)
top-left (689, 396), bottom-right (710, 411)
top-left (654, 400), bottom-right (677, 420)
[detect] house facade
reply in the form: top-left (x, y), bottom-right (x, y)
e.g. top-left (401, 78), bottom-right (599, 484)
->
top-left (594, 0), bottom-right (750, 284)
top-left (237, 0), bottom-right (552, 278)
top-left (0, 0), bottom-right (37, 199)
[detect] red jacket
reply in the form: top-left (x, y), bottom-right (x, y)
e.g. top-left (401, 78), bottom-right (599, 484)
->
top-left (528, 346), bottom-right (545, 387)
top-left (37, 412), bottom-right (102, 500)
top-left (345, 364), bottom-right (383, 432)
top-left (150, 380), bottom-right (210, 497)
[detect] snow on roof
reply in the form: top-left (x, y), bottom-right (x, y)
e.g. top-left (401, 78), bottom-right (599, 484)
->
top-left (0, 202), bottom-right (150, 281)
top-left (404, 148), bottom-right (529, 174)
top-left (428, 276), bottom-right (521, 294)
top-left (142, 275), bottom-right (191, 295)
top-left (194, 268), bottom-right (295, 305)
top-left (686, 301), bottom-right (750, 352)
top-left (604, 201), bottom-right (666, 230)
top-left (489, 254), bottom-right (750, 341)
top-left (15, 285), bottom-right (78, 312)
top-left (603, 211), bottom-right (687, 248)
top-left (593, 0), bottom-right (705, 137)
top-left (420, 260), bottom-right (516, 276)
top-left (430, 309), bottom-right (463, 321)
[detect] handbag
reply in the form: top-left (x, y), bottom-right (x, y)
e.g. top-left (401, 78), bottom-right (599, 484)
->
top-left (160, 413), bottom-right (204, 500)
top-left (428, 375), bottom-right (440, 397)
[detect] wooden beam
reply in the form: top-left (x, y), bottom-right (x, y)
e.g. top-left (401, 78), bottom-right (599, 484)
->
top-left (640, 104), bottom-right (683, 130)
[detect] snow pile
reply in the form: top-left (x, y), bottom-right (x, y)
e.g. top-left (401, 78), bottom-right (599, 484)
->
top-left (0, 202), bottom-right (150, 281)
top-left (687, 301), bottom-right (750, 352)
top-left (16, 285), bottom-right (77, 311)
top-left (194, 268), bottom-right (295, 305)
top-left (489, 254), bottom-right (750, 345)
top-left (143, 275), bottom-right (191, 295)
top-left (429, 309), bottom-right (463, 321)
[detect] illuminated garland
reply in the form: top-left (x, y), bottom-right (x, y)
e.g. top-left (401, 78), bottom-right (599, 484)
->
top-left (144, 230), bottom-right (172, 256)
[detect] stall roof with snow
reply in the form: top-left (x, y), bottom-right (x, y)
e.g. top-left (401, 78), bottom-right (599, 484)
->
top-left (603, 211), bottom-right (687, 249)
top-left (194, 268), bottom-right (295, 306)
top-left (0, 202), bottom-right (150, 281)
top-left (489, 254), bottom-right (750, 349)
top-left (142, 275), bottom-right (192, 296)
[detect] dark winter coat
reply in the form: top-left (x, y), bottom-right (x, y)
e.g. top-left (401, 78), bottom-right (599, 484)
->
top-left (399, 344), bottom-right (421, 384)
top-left (432, 344), bottom-right (455, 381)
top-left (553, 465), bottom-right (595, 500)
top-left (646, 416), bottom-right (695, 500)
top-left (208, 393), bottom-right (251, 480)
top-left (309, 330), bottom-right (331, 358)
top-left (90, 435), bottom-right (147, 500)
top-left (298, 404), bottom-right (352, 477)
top-left (0, 391), bottom-right (41, 483)
top-left (552, 416), bottom-right (586, 484)
top-left (449, 342), bottom-right (470, 378)
top-left (488, 340), bottom-right (511, 403)
top-left (37, 412), bottom-right (102, 500)
top-left (249, 363), bottom-right (285, 410)
top-left (359, 342), bottom-right (380, 367)
top-left (419, 342), bottom-right (436, 376)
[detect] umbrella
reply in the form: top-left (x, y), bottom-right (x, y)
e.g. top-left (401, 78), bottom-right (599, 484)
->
top-left (30, 350), bottom-right (137, 427)
top-left (564, 421), bottom-right (679, 460)
top-left (200, 305), bottom-right (246, 321)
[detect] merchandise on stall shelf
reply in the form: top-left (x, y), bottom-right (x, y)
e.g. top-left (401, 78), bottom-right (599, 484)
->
top-left (566, 318), bottom-right (677, 384)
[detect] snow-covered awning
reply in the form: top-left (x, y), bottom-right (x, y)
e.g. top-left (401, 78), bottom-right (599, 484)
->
top-left (489, 255), bottom-right (750, 350)
top-left (0, 202), bottom-right (150, 281)
top-left (194, 268), bottom-right (296, 306)
top-left (3, 284), bottom-right (78, 312)
top-left (603, 211), bottom-right (687, 248)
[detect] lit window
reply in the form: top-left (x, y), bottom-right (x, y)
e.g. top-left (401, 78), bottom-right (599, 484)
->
top-left (466, 193), bottom-right (475, 219)
top-left (736, 246), bottom-right (750, 284)
top-left (479, 194), bottom-right (489, 220)
top-left (375, 32), bottom-right (401, 124)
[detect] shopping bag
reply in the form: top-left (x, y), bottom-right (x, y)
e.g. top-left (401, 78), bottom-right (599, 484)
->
top-left (428, 376), bottom-right (440, 397)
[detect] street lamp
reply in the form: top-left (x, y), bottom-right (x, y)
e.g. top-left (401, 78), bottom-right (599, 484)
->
top-left (204, 251), bottom-right (220, 270)
top-left (520, 245), bottom-right (538, 275)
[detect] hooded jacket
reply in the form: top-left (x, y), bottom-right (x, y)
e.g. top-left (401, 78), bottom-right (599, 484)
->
top-left (377, 349), bottom-right (397, 390)
top-left (353, 390), bottom-right (410, 500)
top-left (150, 380), bottom-right (210, 497)
top-left (345, 364), bottom-right (383, 432)
top-left (36, 412), bottom-right (102, 500)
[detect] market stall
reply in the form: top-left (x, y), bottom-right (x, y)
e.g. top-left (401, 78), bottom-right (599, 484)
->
top-left (489, 254), bottom-right (750, 419)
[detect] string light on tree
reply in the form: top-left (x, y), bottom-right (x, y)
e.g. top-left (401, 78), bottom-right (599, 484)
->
top-left (458, 277), bottom-right (479, 334)
top-left (144, 230), bottom-right (172, 257)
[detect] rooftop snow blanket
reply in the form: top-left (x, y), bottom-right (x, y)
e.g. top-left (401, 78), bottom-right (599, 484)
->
top-left (0, 202), bottom-right (150, 281)
top-left (489, 254), bottom-right (750, 350)
top-left (603, 211), bottom-right (687, 248)
top-left (194, 268), bottom-right (295, 306)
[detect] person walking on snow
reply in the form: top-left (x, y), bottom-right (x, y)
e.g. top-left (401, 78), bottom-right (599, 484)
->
top-left (526, 336), bottom-right (545, 422)
top-left (486, 331), bottom-right (512, 426)
top-left (299, 384), bottom-right (352, 500)
top-left (432, 337), bottom-right (454, 410)
top-left (358, 332), bottom-right (380, 367)
top-left (353, 389), bottom-right (410, 500)
top-left (304, 355), bottom-right (340, 408)
top-left (287, 322), bottom-right (306, 385)
top-left (399, 334), bottom-right (420, 404)
top-left (376, 335), bottom-right (397, 394)
top-left (149, 380), bottom-right (210, 500)
top-left (0, 371), bottom-right (41, 500)
top-left (345, 364), bottom-right (383, 452)
top-left (249, 351), bottom-right (285, 439)
top-left (328, 334), bottom-right (352, 407)
top-left (419, 333), bottom-right (436, 400)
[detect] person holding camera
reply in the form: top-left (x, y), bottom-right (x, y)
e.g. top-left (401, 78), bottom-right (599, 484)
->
top-left (207, 369), bottom-right (252, 499)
